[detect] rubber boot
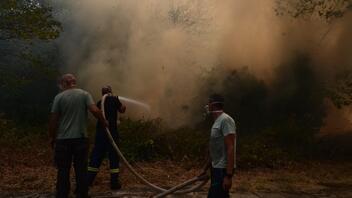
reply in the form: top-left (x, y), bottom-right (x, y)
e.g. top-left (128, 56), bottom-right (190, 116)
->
top-left (110, 173), bottom-right (121, 190)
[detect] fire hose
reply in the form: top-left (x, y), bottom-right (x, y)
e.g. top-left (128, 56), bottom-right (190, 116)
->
top-left (101, 94), bottom-right (209, 197)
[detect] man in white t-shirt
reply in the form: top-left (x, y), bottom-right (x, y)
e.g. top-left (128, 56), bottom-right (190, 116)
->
top-left (206, 94), bottom-right (236, 198)
top-left (49, 74), bottom-right (108, 198)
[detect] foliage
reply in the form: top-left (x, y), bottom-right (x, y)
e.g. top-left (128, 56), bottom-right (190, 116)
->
top-left (0, 0), bottom-right (62, 40)
top-left (1, 115), bottom-right (351, 168)
top-left (0, 45), bottom-right (60, 123)
top-left (0, 118), bottom-right (46, 148)
top-left (275, 0), bottom-right (352, 21)
top-left (237, 131), bottom-right (291, 168)
top-left (0, 0), bottom-right (62, 123)
top-left (327, 69), bottom-right (352, 108)
top-left (221, 67), bottom-right (268, 135)
top-left (154, 126), bottom-right (208, 161)
top-left (270, 55), bottom-right (326, 136)
top-left (118, 118), bottom-right (208, 162)
top-left (118, 118), bottom-right (163, 161)
top-left (275, 0), bottom-right (352, 108)
top-left (200, 54), bottom-right (328, 163)
top-left (0, 0), bottom-right (351, 168)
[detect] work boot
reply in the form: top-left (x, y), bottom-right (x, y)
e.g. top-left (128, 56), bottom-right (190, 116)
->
top-left (110, 173), bottom-right (122, 190)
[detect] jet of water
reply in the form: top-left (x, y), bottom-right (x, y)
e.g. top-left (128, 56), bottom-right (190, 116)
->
top-left (119, 96), bottom-right (151, 112)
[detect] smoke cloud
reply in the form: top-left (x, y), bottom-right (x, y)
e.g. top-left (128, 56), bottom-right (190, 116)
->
top-left (52, 0), bottom-right (352, 129)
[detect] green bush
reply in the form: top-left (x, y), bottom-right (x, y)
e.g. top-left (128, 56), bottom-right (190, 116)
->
top-left (118, 118), bottom-right (162, 161)
top-left (0, 118), bottom-right (46, 148)
top-left (116, 118), bottom-right (209, 162)
top-left (2, 115), bottom-right (350, 168)
top-left (238, 131), bottom-right (290, 168)
top-left (154, 127), bottom-right (208, 162)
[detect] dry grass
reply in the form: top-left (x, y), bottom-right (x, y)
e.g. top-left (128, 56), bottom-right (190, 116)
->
top-left (1, 143), bottom-right (352, 195)
top-left (233, 162), bottom-right (352, 193)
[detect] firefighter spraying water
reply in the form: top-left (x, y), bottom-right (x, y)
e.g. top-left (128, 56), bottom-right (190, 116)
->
top-left (49, 75), bottom-right (209, 197)
top-left (96, 89), bottom-right (210, 197)
top-left (87, 85), bottom-right (126, 190)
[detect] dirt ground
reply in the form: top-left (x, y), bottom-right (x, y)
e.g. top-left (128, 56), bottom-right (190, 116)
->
top-left (1, 146), bottom-right (352, 197)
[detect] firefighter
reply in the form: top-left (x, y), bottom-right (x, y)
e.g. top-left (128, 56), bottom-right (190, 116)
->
top-left (87, 85), bottom-right (126, 190)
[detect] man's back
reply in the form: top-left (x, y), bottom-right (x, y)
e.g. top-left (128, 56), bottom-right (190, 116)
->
top-left (51, 88), bottom-right (94, 139)
top-left (96, 95), bottom-right (122, 129)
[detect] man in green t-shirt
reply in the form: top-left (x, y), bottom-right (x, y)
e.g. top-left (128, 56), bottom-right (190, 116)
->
top-left (48, 74), bottom-right (107, 198)
top-left (206, 94), bottom-right (236, 198)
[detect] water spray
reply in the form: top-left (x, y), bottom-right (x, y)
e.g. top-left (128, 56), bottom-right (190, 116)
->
top-left (101, 94), bottom-right (209, 197)
top-left (118, 96), bottom-right (151, 112)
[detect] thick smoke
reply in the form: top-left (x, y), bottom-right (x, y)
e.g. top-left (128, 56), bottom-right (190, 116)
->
top-left (53, 0), bottom-right (352, 129)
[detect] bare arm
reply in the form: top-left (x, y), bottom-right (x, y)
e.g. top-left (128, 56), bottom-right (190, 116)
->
top-left (222, 133), bottom-right (235, 190)
top-left (88, 104), bottom-right (108, 128)
top-left (118, 104), bottom-right (126, 113)
top-left (48, 113), bottom-right (59, 147)
top-left (224, 134), bottom-right (235, 175)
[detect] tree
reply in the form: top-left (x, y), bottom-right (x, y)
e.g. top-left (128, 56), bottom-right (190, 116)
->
top-left (0, 0), bottom-right (61, 123)
top-left (276, 0), bottom-right (352, 108)
top-left (328, 70), bottom-right (352, 108)
top-left (0, 0), bottom-right (61, 40)
top-left (275, 0), bottom-right (352, 21)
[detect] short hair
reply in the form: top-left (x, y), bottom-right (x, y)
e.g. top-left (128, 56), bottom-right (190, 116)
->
top-left (61, 73), bottom-right (77, 88)
top-left (102, 85), bottom-right (112, 95)
top-left (208, 93), bottom-right (224, 109)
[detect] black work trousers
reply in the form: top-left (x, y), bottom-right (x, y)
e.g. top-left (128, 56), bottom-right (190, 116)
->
top-left (54, 138), bottom-right (88, 198)
top-left (87, 127), bottom-right (120, 188)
